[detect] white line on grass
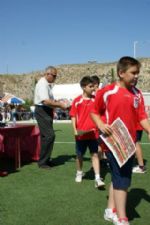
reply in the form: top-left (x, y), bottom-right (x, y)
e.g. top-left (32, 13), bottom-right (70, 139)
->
top-left (55, 141), bottom-right (75, 144)
top-left (55, 141), bottom-right (150, 144)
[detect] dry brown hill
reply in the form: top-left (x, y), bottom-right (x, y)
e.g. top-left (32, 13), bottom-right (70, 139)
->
top-left (0, 58), bottom-right (150, 101)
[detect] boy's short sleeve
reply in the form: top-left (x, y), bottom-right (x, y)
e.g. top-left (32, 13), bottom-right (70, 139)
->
top-left (69, 99), bottom-right (77, 117)
top-left (138, 92), bottom-right (148, 122)
top-left (91, 88), bottom-right (106, 115)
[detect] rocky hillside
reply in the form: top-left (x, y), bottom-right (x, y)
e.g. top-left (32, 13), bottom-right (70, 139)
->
top-left (0, 58), bottom-right (150, 101)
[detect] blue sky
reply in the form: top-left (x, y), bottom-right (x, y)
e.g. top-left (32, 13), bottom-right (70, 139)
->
top-left (0, 0), bottom-right (150, 74)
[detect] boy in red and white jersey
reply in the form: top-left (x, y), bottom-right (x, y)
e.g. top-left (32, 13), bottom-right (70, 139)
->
top-left (69, 76), bottom-right (105, 188)
top-left (91, 56), bottom-right (150, 225)
top-left (133, 124), bottom-right (145, 173)
top-left (133, 89), bottom-right (146, 173)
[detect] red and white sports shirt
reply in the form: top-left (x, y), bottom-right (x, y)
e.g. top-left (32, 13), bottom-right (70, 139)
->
top-left (69, 95), bottom-right (98, 140)
top-left (93, 83), bottom-right (147, 142)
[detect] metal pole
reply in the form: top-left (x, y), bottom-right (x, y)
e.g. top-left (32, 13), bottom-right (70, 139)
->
top-left (134, 41), bottom-right (138, 58)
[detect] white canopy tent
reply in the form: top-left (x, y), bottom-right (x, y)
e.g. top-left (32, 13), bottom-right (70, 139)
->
top-left (52, 83), bottom-right (82, 100)
top-left (142, 92), bottom-right (150, 106)
top-left (142, 92), bottom-right (150, 118)
top-left (52, 83), bottom-right (103, 100)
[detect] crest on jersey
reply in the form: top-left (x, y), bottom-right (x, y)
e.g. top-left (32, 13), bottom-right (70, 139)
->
top-left (133, 97), bottom-right (139, 108)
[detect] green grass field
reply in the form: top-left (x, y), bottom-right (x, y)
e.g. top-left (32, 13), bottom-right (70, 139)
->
top-left (0, 123), bottom-right (150, 225)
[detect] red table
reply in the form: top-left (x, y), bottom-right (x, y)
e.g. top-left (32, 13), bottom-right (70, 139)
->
top-left (0, 124), bottom-right (40, 169)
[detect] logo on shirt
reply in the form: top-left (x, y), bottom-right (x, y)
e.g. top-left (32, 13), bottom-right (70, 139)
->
top-left (133, 97), bottom-right (139, 108)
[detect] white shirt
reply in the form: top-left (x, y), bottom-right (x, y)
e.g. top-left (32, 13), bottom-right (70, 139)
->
top-left (30, 105), bottom-right (35, 112)
top-left (34, 77), bottom-right (54, 105)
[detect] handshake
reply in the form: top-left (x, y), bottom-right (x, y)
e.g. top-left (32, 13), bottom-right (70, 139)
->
top-left (59, 99), bottom-right (71, 110)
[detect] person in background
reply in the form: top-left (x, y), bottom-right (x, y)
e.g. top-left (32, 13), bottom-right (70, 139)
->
top-left (30, 105), bottom-right (35, 120)
top-left (10, 105), bottom-right (17, 121)
top-left (34, 66), bottom-right (68, 170)
top-left (132, 128), bottom-right (146, 173)
top-left (69, 76), bottom-right (105, 188)
top-left (132, 83), bottom-right (147, 174)
top-left (91, 75), bottom-right (100, 94)
top-left (91, 56), bottom-right (150, 225)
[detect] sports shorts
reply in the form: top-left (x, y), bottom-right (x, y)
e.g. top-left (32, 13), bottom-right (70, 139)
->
top-left (106, 151), bottom-right (134, 189)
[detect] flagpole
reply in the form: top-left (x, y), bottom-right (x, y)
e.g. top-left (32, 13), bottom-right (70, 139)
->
top-left (134, 41), bottom-right (138, 58)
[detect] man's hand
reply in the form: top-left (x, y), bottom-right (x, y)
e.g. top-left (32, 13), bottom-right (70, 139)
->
top-left (59, 99), bottom-right (71, 110)
top-left (59, 101), bottom-right (70, 110)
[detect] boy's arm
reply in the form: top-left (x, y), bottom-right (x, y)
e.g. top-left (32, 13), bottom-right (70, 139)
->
top-left (91, 88), bottom-right (112, 135)
top-left (138, 91), bottom-right (150, 139)
top-left (140, 118), bottom-right (150, 140)
top-left (90, 112), bottom-right (112, 135)
top-left (71, 117), bottom-right (78, 136)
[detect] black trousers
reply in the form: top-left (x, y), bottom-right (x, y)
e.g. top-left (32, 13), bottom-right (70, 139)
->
top-left (35, 106), bottom-right (55, 167)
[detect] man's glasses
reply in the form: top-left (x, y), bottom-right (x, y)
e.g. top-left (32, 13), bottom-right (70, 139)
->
top-left (46, 73), bottom-right (57, 78)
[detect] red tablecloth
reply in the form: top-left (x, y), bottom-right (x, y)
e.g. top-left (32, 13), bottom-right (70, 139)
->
top-left (0, 124), bottom-right (40, 168)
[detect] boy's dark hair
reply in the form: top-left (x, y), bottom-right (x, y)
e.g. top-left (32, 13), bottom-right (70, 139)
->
top-left (91, 75), bottom-right (100, 85)
top-left (117, 56), bottom-right (141, 75)
top-left (80, 76), bottom-right (93, 88)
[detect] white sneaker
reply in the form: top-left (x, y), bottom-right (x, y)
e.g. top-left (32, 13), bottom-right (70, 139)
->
top-left (75, 171), bottom-right (84, 182)
top-left (104, 208), bottom-right (118, 223)
top-left (113, 218), bottom-right (130, 225)
top-left (95, 178), bottom-right (105, 188)
top-left (132, 165), bottom-right (146, 174)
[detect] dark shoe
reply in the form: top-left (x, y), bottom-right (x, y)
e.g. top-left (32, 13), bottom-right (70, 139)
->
top-left (47, 160), bottom-right (56, 167)
top-left (0, 171), bottom-right (8, 177)
top-left (39, 165), bottom-right (52, 170)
